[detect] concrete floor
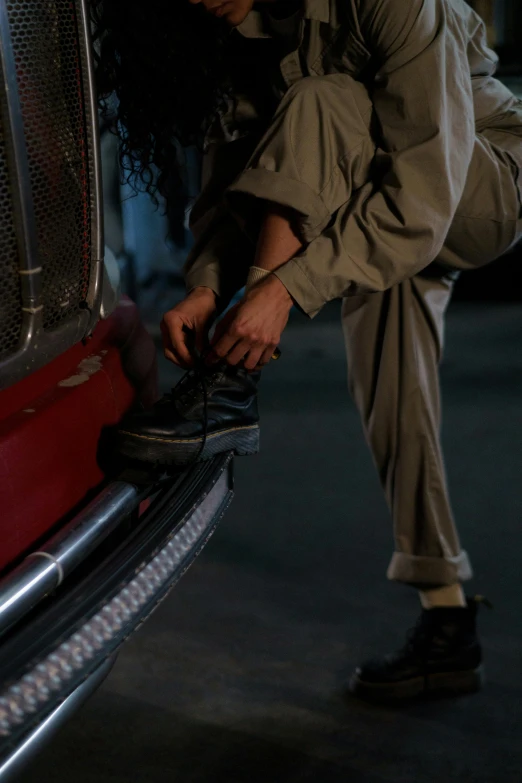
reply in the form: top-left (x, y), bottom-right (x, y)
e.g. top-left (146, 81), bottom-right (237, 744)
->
top-left (19, 301), bottom-right (522, 782)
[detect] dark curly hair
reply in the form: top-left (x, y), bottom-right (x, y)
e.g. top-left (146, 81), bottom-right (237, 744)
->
top-left (91, 0), bottom-right (241, 204)
top-left (92, 0), bottom-right (282, 220)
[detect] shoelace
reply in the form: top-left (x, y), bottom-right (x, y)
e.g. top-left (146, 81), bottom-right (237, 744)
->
top-left (169, 329), bottom-right (279, 469)
top-left (397, 613), bottom-right (451, 691)
top-left (404, 594), bottom-right (493, 653)
top-left (168, 331), bottom-right (216, 468)
top-left (401, 595), bottom-right (493, 687)
top-left (401, 618), bottom-right (433, 657)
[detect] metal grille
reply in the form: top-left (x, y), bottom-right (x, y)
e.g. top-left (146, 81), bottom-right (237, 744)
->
top-left (6, 0), bottom-right (91, 330)
top-left (0, 107), bottom-right (22, 361)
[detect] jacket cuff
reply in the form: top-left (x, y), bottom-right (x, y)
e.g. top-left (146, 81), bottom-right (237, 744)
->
top-left (226, 168), bottom-right (331, 244)
top-left (273, 259), bottom-right (326, 318)
top-left (184, 267), bottom-right (222, 299)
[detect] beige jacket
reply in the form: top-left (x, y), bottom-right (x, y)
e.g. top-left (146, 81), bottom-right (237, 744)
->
top-left (184, 0), bottom-right (522, 314)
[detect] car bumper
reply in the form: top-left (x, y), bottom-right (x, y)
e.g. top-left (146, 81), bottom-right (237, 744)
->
top-left (0, 453), bottom-right (233, 779)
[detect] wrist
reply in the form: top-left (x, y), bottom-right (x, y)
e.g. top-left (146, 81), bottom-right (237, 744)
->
top-left (188, 286), bottom-right (218, 306)
top-left (245, 266), bottom-right (272, 291)
top-left (250, 273), bottom-right (293, 309)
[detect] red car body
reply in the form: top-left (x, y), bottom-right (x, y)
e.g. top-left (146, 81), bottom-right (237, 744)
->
top-left (0, 298), bottom-right (157, 575)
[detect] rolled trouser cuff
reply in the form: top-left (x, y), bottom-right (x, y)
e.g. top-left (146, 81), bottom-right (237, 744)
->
top-left (226, 168), bottom-right (331, 245)
top-left (387, 550), bottom-right (473, 586)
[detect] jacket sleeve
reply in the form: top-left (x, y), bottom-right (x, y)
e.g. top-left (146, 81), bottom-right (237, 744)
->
top-left (274, 0), bottom-right (476, 316)
top-left (184, 206), bottom-right (251, 308)
top-left (184, 134), bottom-right (259, 308)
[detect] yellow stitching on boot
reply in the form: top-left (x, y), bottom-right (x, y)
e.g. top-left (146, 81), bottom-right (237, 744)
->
top-left (119, 424), bottom-right (259, 444)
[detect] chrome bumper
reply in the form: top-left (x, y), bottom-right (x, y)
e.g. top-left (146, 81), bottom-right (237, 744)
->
top-left (0, 482), bottom-right (140, 637)
top-left (0, 453), bottom-right (234, 777)
top-left (0, 656), bottom-right (115, 783)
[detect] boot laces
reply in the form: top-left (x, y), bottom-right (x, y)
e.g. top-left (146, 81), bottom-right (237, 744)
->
top-left (167, 336), bottom-right (221, 466)
top-left (169, 363), bottom-right (221, 407)
top-left (401, 595), bottom-right (492, 659)
top-left (402, 614), bottom-right (436, 656)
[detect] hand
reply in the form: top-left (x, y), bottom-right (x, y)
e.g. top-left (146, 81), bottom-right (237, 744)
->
top-left (209, 275), bottom-right (293, 371)
top-left (161, 287), bottom-right (217, 368)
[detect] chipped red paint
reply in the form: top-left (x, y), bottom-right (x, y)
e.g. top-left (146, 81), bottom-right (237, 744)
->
top-left (0, 299), bottom-right (158, 573)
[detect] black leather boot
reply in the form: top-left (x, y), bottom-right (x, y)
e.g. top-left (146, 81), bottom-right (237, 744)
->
top-left (349, 596), bottom-right (491, 703)
top-left (117, 362), bottom-right (260, 467)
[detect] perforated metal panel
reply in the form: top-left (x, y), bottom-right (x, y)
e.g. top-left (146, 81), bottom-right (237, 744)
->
top-left (0, 105), bottom-right (22, 361)
top-left (5, 0), bottom-right (92, 331)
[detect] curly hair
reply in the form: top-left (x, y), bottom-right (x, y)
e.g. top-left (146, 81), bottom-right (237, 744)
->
top-left (91, 0), bottom-right (237, 203)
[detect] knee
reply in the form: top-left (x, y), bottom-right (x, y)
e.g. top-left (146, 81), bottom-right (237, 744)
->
top-left (285, 73), bottom-right (352, 98)
top-left (282, 74), bottom-right (372, 126)
top-left (281, 76), bottom-right (325, 109)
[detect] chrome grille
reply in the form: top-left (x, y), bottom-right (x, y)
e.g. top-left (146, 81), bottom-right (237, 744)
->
top-left (0, 108), bottom-right (22, 361)
top-left (5, 0), bottom-right (91, 331)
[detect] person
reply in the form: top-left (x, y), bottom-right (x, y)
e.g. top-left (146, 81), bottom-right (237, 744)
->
top-left (93, 0), bottom-right (522, 702)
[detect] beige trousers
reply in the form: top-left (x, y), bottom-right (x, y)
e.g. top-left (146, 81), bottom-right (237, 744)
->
top-left (228, 74), bottom-right (522, 586)
top-left (342, 266), bottom-right (467, 586)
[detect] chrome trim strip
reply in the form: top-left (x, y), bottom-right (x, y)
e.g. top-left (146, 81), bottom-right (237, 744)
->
top-left (0, 656), bottom-right (115, 783)
top-left (0, 482), bottom-right (139, 637)
top-left (78, 0), bottom-right (104, 327)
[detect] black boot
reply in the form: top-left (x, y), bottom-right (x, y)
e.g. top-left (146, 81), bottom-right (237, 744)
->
top-left (349, 596), bottom-right (490, 703)
top-left (117, 362), bottom-right (260, 467)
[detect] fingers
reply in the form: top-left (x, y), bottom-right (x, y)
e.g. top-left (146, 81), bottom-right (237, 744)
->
top-left (160, 292), bottom-right (217, 368)
top-left (210, 336), bottom-right (277, 371)
top-left (208, 302), bottom-right (280, 370)
top-left (161, 318), bottom-right (193, 368)
top-left (210, 307), bottom-right (256, 365)
top-left (164, 346), bottom-right (182, 367)
top-left (243, 346), bottom-right (264, 372)
top-left (243, 343), bottom-right (269, 371)
top-left (262, 344), bottom-right (278, 367)
top-left (209, 329), bottom-right (239, 365)
top-left (227, 339), bottom-right (252, 367)
top-left (195, 327), bottom-right (208, 355)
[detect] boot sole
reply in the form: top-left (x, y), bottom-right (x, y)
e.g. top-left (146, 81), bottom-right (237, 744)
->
top-left (117, 424), bottom-right (260, 467)
top-left (349, 665), bottom-right (485, 703)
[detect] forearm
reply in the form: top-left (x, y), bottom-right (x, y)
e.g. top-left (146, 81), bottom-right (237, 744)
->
top-left (208, 204), bottom-right (299, 370)
top-left (244, 203), bottom-right (304, 299)
top-left (185, 134), bottom-right (262, 308)
top-left (184, 212), bottom-right (251, 313)
top-left (254, 203), bottom-right (304, 272)
top-left (187, 203), bottom-right (304, 311)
